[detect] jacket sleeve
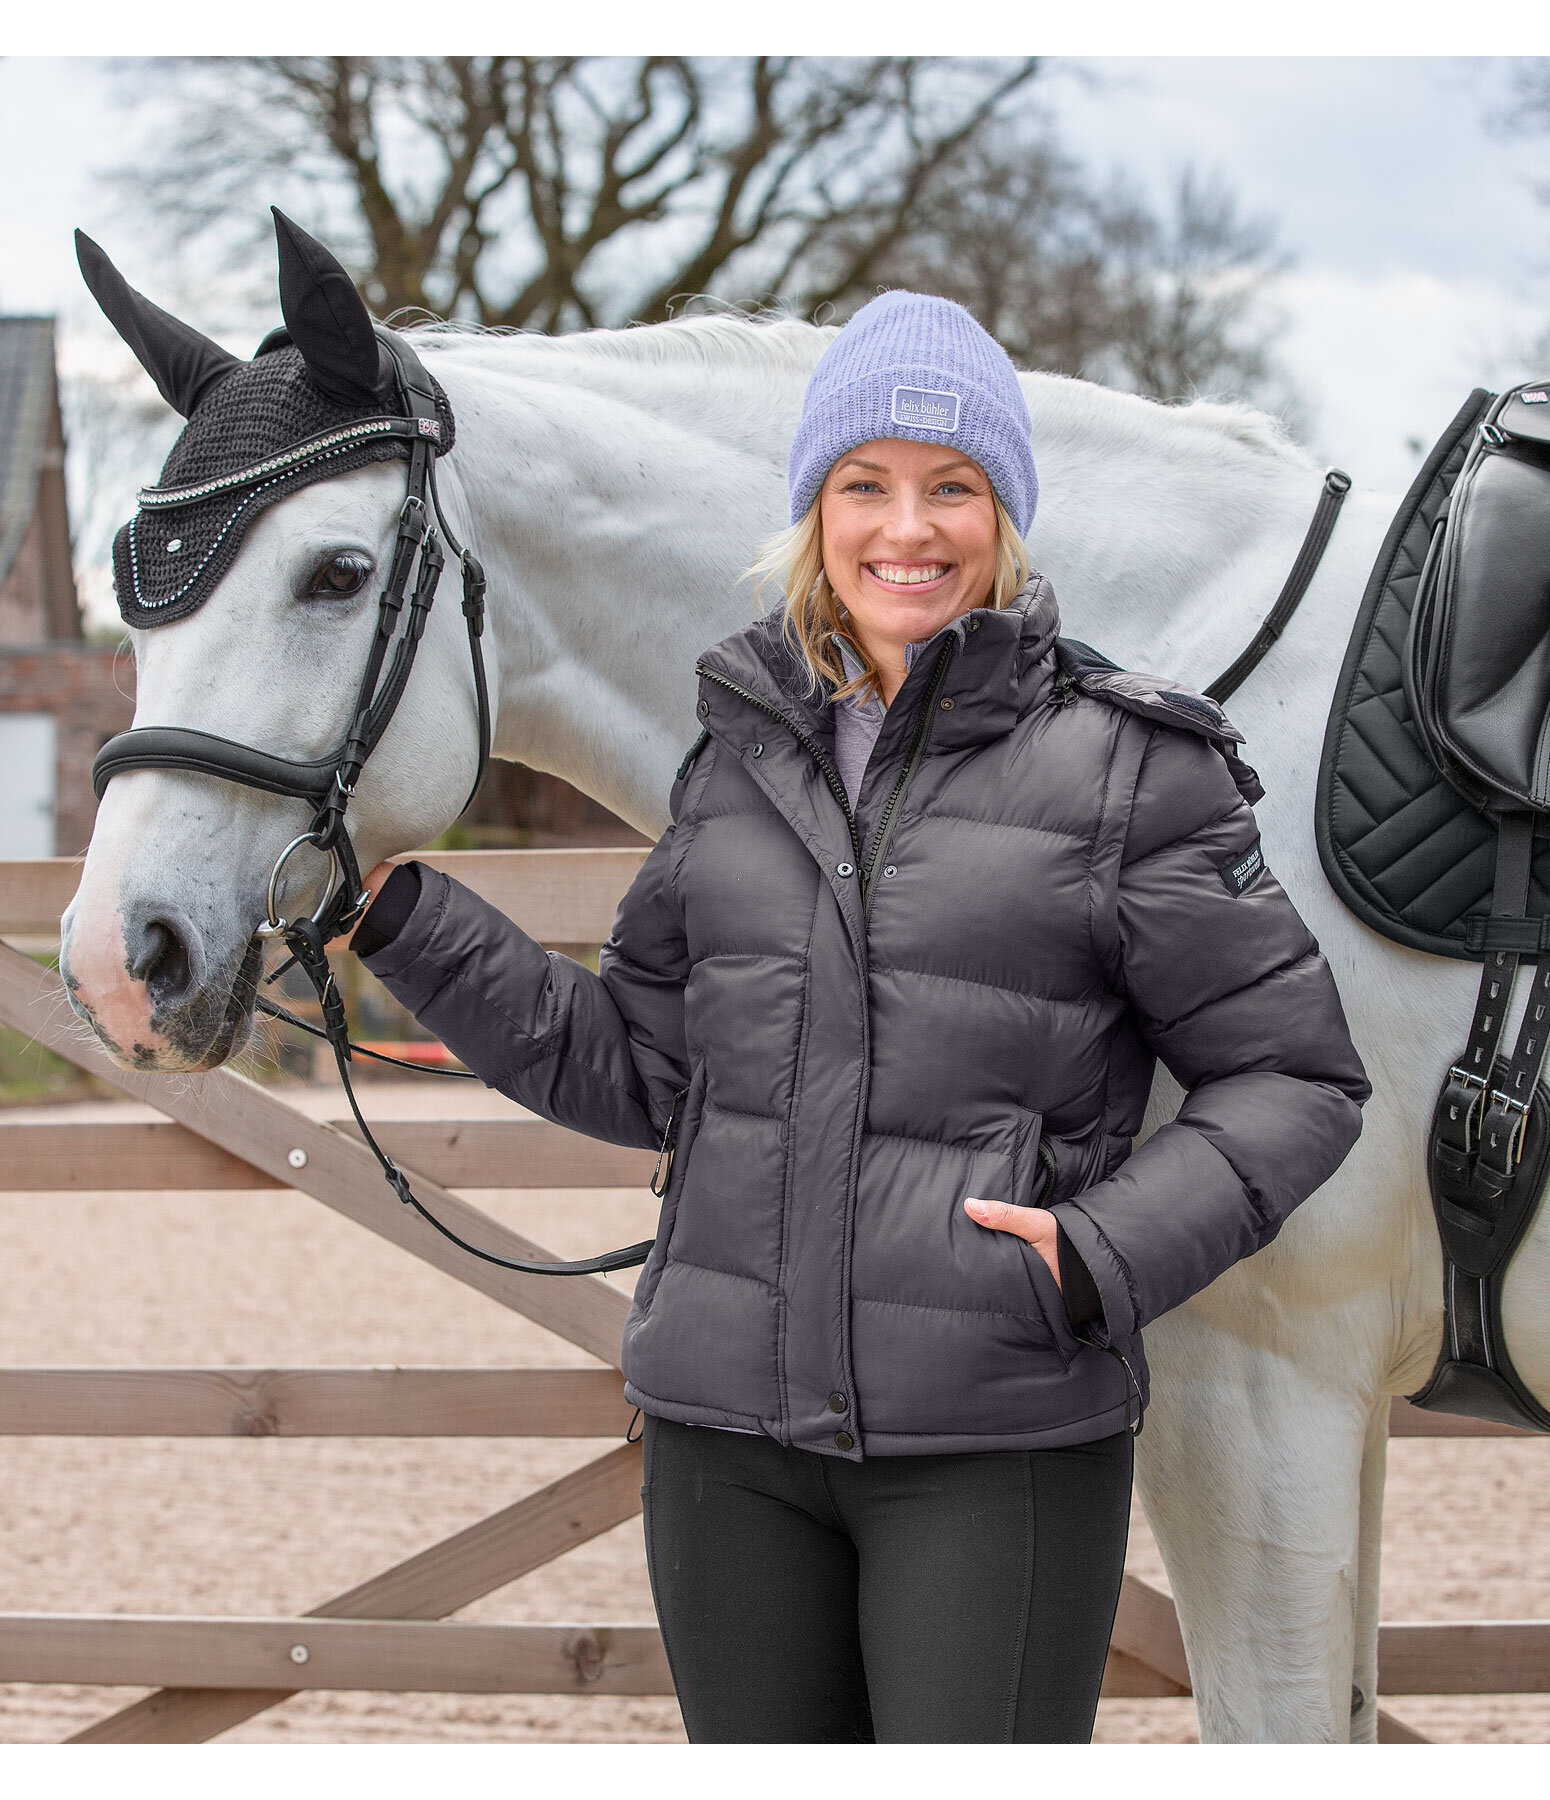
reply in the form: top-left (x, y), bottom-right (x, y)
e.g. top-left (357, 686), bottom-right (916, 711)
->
top-left (1048, 725), bottom-right (1371, 1344)
top-left (358, 819), bottom-right (692, 1152)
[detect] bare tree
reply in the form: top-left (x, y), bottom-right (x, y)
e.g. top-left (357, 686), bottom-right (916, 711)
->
top-left (107, 57), bottom-right (1296, 408)
top-left (1497, 58), bottom-right (1550, 371)
top-left (854, 139), bottom-right (1292, 405)
top-left (110, 56), bottom-right (1038, 331)
top-left (1087, 167), bottom-right (1291, 402)
top-left (1501, 55), bottom-right (1550, 179)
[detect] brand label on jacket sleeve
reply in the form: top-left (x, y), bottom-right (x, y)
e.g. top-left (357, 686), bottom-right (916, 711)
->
top-left (1220, 837), bottom-right (1266, 896)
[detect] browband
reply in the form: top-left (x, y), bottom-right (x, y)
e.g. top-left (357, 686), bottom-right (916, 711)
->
top-left (136, 417), bottom-right (439, 509)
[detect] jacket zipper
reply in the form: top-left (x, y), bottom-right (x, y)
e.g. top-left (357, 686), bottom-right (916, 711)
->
top-left (650, 1084), bottom-right (691, 1198)
top-left (695, 664), bottom-right (864, 867)
top-left (1034, 1137), bottom-right (1057, 1206)
top-left (695, 638), bottom-right (957, 895)
top-left (859, 638), bottom-right (957, 915)
top-left (694, 645), bottom-right (958, 1450)
top-left (694, 660), bottom-right (869, 1446)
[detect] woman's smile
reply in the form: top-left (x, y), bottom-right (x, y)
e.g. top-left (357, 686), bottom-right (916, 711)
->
top-left (864, 559), bottom-right (953, 591)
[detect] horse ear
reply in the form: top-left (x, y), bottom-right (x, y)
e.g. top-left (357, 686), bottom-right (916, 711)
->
top-left (271, 208), bottom-right (388, 408)
top-left (74, 230), bottom-right (240, 418)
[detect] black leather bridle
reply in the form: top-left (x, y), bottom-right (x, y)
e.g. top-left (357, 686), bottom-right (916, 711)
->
top-left (91, 325), bottom-right (662, 1281)
top-left (94, 327), bottom-right (491, 948)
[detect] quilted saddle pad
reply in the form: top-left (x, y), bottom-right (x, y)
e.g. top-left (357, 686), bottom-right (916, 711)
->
top-left (1316, 389), bottom-right (1550, 961)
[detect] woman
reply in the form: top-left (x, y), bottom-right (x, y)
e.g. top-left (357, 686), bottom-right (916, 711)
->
top-left (349, 292), bottom-right (1370, 1742)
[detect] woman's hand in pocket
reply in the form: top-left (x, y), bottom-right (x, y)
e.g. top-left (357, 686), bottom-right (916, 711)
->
top-left (964, 1197), bottom-right (1061, 1290)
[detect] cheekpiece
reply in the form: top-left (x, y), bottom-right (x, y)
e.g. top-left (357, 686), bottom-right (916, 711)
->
top-left (112, 344), bottom-right (456, 629)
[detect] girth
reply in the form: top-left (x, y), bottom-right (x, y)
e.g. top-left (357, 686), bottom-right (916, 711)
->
top-left (1412, 810), bottom-right (1550, 1430)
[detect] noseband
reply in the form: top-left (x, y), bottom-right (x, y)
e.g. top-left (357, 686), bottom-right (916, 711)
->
top-left (91, 325), bottom-right (660, 1282)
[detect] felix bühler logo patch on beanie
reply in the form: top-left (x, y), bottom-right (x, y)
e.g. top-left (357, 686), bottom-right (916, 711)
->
top-left (890, 385), bottom-right (961, 433)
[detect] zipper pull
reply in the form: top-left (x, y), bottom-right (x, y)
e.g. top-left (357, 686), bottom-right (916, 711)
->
top-left (1052, 671), bottom-right (1079, 709)
top-left (1101, 1344), bottom-right (1145, 1435)
top-left (650, 1086), bottom-right (690, 1198)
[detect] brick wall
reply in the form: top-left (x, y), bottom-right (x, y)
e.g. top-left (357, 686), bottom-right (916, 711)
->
top-left (0, 644), bottom-right (133, 855)
top-left (0, 502), bottom-right (54, 642)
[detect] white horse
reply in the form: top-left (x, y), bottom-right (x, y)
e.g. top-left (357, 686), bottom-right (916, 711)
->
top-left (60, 302), bottom-right (1544, 1742)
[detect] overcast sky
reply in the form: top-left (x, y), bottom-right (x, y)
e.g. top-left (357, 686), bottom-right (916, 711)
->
top-left (3, 54), bottom-right (1549, 518)
top-left (1045, 57), bottom-right (1550, 484)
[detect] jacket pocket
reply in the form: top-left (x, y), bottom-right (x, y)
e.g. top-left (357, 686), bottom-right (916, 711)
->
top-left (1022, 1230), bottom-right (1080, 1368)
top-left (1011, 1104), bottom-right (1057, 1210)
top-left (1010, 1106), bottom-right (1080, 1368)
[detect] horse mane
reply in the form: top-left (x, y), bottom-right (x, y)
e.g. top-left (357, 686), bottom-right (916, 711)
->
top-left (408, 308), bottom-right (835, 381)
top-left (408, 309), bottom-right (1313, 470)
top-left (1020, 366), bottom-right (1316, 471)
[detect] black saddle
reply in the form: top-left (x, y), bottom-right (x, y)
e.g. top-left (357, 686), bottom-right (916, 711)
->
top-left (1320, 380), bottom-right (1550, 1433)
top-left (1406, 383), bottom-right (1550, 820)
top-left (1317, 389), bottom-right (1550, 956)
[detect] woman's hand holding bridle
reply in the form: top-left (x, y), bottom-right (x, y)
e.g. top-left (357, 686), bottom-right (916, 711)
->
top-left (963, 1197), bottom-right (1062, 1290)
top-left (350, 861), bottom-right (398, 948)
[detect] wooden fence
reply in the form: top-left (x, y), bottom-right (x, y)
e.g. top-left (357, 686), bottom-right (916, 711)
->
top-left (0, 849), bottom-right (1543, 1745)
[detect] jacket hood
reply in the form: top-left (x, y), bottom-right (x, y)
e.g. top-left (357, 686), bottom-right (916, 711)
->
top-left (697, 574), bottom-right (1063, 755)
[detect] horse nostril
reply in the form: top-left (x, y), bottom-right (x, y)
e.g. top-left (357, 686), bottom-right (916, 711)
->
top-left (129, 917), bottom-right (194, 1008)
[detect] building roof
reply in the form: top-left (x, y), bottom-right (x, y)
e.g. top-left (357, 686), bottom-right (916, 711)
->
top-left (0, 317), bottom-right (60, 595)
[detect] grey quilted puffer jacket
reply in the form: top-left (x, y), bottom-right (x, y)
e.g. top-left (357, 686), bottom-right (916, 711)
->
top-left (362, 577), bottom-right (1369, 1458)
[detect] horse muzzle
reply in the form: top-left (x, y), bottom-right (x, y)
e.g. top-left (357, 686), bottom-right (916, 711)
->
top-left (61, 884), bottom-right (265, 1074)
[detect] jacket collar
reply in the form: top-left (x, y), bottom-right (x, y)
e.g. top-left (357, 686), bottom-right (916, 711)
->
top-left (696, 575), bottom-right (1062, 757)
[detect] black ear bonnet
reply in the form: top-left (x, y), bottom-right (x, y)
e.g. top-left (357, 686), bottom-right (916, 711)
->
top-left (109, 345), bottom-right (455, 629)
top-left (80, 212), bottom-right (455, 629)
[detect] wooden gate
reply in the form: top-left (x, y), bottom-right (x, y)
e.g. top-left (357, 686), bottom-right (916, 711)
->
top-left (0, 850), bottom-right (1544, 1743)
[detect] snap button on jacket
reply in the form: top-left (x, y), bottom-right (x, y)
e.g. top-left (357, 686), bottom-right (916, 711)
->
top-left (362, 577), bottom-right (1370, 1458)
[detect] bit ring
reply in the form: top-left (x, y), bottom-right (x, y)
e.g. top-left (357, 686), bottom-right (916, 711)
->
top-left (257, 833), bottom-right (343, 938)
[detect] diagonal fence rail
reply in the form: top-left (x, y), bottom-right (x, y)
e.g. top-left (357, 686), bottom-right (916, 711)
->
top-left (0, 852), bottom-right (1542, 1744)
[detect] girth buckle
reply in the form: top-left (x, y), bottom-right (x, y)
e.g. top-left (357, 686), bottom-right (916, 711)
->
top-left (1480, 1089), bottom-right (1531, 1177)
top-left (1441, 1064), bottom-right (1489, 1154)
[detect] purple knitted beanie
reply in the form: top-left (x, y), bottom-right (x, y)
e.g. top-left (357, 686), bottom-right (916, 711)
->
top-left (787, 290), bottom-right (1038, 535)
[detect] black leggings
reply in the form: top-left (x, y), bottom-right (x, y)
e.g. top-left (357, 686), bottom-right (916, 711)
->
top-left (640, 1414), bottom-right (1133, 1743)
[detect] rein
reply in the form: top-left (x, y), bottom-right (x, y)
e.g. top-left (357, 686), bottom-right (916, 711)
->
top-left (92, 325), bottom-right (660, 1282)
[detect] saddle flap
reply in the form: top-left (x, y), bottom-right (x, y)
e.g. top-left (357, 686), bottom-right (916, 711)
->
top-left (1405, 379), bottom-right (1550, 815)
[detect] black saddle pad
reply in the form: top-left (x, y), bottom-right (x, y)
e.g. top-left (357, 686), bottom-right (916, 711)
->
top-left (1317, 390), bottom-right (1550, 960)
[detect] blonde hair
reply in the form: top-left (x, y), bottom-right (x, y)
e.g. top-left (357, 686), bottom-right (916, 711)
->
top-left (746, 490), bottom-right (1031, 706)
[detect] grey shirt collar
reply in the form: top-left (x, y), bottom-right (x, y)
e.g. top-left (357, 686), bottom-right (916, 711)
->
top-left (832, 634), bottom-right (919, 805)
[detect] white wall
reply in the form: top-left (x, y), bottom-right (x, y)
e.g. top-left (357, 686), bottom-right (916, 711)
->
top-left (0, 713), bottom-right (57, 857)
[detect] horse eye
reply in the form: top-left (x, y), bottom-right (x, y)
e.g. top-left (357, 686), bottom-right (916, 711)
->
top-left (305, 553), bottom-right (373, 599)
